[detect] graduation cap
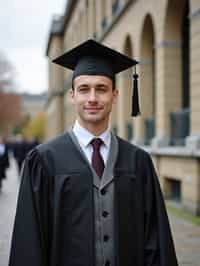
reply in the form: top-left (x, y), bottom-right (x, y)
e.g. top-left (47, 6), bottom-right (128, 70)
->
top-left (52, 39), bottom-right (140, 116)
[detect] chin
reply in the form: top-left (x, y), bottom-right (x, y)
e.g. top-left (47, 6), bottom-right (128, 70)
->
top-left (83, 114), bottom-right (105, 123)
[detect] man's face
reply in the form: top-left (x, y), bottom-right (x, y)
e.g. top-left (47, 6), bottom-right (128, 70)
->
top-left (71, 75), bottom-right (118, 128)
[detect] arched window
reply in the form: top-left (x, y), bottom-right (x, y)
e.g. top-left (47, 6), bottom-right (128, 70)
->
top-left (140, 15), bottom-right (156, 145)
top-left (123, 36), bottom-right (134, 141)
top-left (182, 0), bottom-right (190, 109)
top-left (164, 0), bottom-right (190, 146)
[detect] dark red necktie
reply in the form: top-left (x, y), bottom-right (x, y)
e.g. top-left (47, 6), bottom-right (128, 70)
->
top-left (91, 138), bottom-right (105, 177)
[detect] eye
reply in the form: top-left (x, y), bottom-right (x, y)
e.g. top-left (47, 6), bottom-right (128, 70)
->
top-left (96, 86), bottom-right (107, 92)
top-left (78, 86), bottom-right (89, 93)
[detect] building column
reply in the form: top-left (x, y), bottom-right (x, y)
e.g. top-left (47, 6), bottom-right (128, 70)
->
top-left (45, 93), bottom-right (64, 140)
top-left (119, 0), bottom-right (125, 7)
top-left (186, 6), bottom-right (200, 150)
top-left (106, 0), bottom-right (113, 25)
top-left (110, 101), bottom-right (118, 134)
top-left (88, 0), bottom-right (94, 38)
top-left (152, 40), bottom-right (182, 147)
top-left (46, 36), bottom-right (64, 139)
top-left (134, 60), bottom-right (154, 145)
top-left (117, 75), bottom-right (126, 138)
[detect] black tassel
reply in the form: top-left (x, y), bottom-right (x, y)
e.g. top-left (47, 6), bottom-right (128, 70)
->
top-left (131, 66), bottom-right (140, 116)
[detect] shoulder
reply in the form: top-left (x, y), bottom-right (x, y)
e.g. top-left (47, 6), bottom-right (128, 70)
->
top-left (36, 132), bottom-right (74, 160)
top-left (24, 133), bottom-right (69, 174)
top-left (32, 132), bottom-right (74, 175)
top-left (116, 136), bottom-right (151, 160)
top-left (116, 137), bottom-right (158, 186)
top-left (36, 133), bottom-right (69, 154)
top-left (115, 136), bottom-right (153, 175)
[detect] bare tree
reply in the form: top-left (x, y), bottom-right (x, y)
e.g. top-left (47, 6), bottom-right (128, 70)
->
top-left (0, 51), bottom-right (16, 92)
top-left (0, 92), bottom-right (22, 135)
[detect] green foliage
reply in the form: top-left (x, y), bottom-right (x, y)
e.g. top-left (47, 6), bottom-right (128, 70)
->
top-left (22, 112), bottom-right (45, 141)
top-left (167, 202), bottom-right (200, 226)
top-left (13, 114), bottom-right (30, 135)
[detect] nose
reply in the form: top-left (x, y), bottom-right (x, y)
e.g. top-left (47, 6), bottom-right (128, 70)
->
top-left (88, 88), bottom-right (97, 102)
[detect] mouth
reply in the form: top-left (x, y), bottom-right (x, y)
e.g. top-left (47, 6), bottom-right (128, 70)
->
top-left (84, 107), bottom-right (103, 111)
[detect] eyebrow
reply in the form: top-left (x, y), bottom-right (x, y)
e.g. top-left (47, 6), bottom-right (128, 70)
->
top-left (77, 84), bottom-right (89, 88)
top-left (77, 82), bottom-right (109, 88)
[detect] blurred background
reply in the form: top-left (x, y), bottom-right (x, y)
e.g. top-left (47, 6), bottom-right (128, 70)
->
top-left (1, 0), bottom-right (200, 265)
top-left (0, 0), bottom-right (67, 141)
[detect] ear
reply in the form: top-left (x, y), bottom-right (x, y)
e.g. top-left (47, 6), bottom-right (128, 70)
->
top-left (112, 88), bottom-right (118, 105)
top-left (69, 88), bottom-right (75, 103)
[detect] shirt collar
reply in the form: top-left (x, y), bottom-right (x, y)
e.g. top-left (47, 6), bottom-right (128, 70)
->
top-left (72, 120), bottom-right (111, 148)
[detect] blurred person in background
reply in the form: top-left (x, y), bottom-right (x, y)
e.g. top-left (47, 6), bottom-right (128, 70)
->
top-left (0, 135), bottom-right (9, 190)
top-left (12, 134), bottom-right (26, 175)
top-left (26, 137), bottom-right (40, 153)
top-left (10, 135), bottom-right (40, 176)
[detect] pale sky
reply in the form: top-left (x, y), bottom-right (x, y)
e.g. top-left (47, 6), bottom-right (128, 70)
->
top-left (0, 0), bottom-right (67, 94)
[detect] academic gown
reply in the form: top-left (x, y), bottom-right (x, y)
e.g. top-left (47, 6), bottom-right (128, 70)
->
top-left (9, 132), bottom-right (178, 266)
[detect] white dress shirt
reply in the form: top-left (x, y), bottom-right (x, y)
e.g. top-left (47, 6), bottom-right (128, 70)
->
top-left (72, 120), bottom-right (111, 165)
top-left (0, 144), bottom-right (5, 155)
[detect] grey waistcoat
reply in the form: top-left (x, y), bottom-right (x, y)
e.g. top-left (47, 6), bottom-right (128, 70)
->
top-left (69, 131), bottom-right (118, 266)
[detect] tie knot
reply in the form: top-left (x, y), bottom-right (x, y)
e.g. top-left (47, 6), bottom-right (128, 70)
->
top-left (91, 138), bottom-right (104, 150)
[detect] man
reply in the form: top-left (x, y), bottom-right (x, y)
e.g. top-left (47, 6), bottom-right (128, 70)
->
top-left (9, 40), bottom-right (178, 266)
top-left (12, 134), bottom-right (27, 175)
top-left (0, 135), bottom-right (9, 190)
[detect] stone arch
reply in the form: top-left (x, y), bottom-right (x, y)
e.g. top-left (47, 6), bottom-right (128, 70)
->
top-left (139, 14), bottom-right (156, 145)
top-left (164, 0), bottom-right (185, 40)
top-left (123, 35), bottom-right (134, 140)
top-left (111, 35), bottom-right (134, 140)
top-left (162, 0), bottom-right (190, 145)
top-left (182, 0), bottom-right (190, 109)
top-left (109, 44), bottom-right (120, 137)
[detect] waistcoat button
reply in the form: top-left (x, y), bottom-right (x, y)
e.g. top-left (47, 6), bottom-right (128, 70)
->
top-left (105, 260), bottom-right (110, 266)
top-left (101, 188), bottom-right (106, 195)
top-left (103, 235), bottom-right (109, 242)
top-left (102, 211), bottom-right (109, 217)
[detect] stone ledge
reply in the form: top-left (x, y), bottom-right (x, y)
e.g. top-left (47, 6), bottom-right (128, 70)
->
top-left (186, 135), bottom-right (200, 150)
top-left (141, 145), bottom-right (200, 158)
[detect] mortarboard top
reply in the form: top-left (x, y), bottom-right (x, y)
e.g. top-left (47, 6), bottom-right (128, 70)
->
top-left (52, 39), bottom-right (140, 116)
top-left (52, 39), bottom-right (138, 75)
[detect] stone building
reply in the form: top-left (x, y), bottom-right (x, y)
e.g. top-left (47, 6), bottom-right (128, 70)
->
top-left (46, 0), bottom-right (200, 215)
top-left (21, 92), bottom-right (47, 118)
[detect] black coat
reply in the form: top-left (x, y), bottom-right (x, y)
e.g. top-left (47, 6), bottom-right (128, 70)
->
top-left (13, 141), bottom-right (27, 163)
top-left (9, 133), bottom-right (178, 266)
top-left (0, 144), bottom-right (9, 180)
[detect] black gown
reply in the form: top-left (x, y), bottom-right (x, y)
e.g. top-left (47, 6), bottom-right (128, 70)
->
top-left (9, 132), bottom-right (178, 266)
top-left (0, 144), bottom-right (9, 185)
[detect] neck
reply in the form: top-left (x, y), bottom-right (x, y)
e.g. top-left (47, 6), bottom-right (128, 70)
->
top-left (77, 119), bottom-right (109, 136)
